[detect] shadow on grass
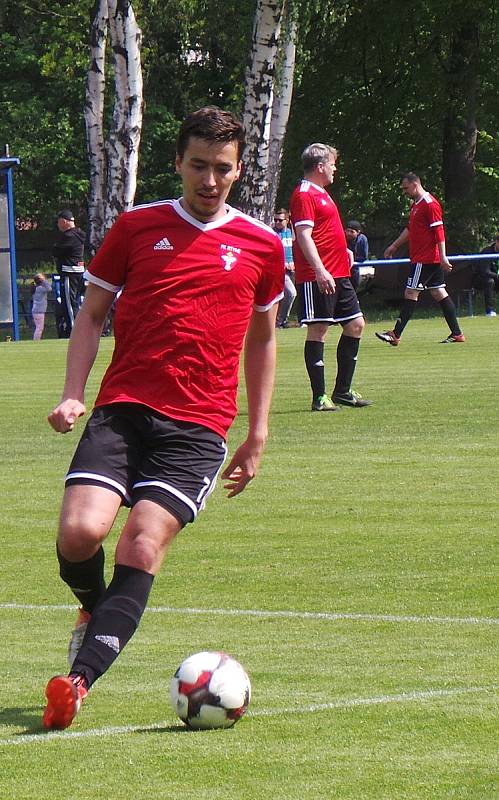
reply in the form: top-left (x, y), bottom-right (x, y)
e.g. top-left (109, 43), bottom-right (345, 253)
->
top-left (0, 706), bottom-right (44, 733)
top-left (0, 707), bottom-right (200, 737)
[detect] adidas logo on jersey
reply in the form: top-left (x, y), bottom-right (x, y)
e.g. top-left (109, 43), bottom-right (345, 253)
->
top-left (154, 237), bottom-right (173, 250)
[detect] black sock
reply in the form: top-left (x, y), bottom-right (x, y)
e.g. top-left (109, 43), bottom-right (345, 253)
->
top-left (438, 295), bottom-right (462, 335)
top-left (394, 299), bottom-right (418, 338)
top-left (333, 334), bottom-right (360, 396)
top-left (71, 564), bottom-right (154, 688)
top-left (304, 340), bottom-right (326, 399)
top-left (57, 545), bottom-right (106, 614)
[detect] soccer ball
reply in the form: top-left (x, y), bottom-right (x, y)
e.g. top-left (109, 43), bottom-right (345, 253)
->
top-left (170, 651), bottom-right (251, 730)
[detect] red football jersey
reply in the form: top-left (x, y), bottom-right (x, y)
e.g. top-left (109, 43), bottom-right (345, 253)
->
top-left (289, 180), bottom-right (350, 283)
top-left (86, 199), bottom-right (284, 438)
top-left (408, 192), bottom-right (446, 263)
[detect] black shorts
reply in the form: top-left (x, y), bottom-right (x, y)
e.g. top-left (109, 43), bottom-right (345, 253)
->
top-left (66, 403), bottom-right (227, 527)
top-left (406, 262), bottom-right (446, 291)
top-left (296, 277), bottom-right (363, 325)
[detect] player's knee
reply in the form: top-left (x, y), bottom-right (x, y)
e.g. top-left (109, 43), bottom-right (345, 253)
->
top-left (57, 512), bottom-right (108, 559)
top-left (346, 317), bottom-right (365, 337)
top-left (117, 527), bottom-right (177, 573)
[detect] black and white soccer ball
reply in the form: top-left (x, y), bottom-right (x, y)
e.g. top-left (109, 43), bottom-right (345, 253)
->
top-left (170, 651), bottom-right (251, 730)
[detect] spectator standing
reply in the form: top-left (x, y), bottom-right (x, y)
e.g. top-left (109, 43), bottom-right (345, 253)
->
top-left (376, 173), bottom-right (465, 346)
top-left (344, 220), bottom-right (369, 291)
top-left (41, 106), bottom-right (284, 730)
top-left (289, 143), bottom-right (372, 411)
top-left (31, 273), bottom-right (51, 340)
top-left (273, 208), bottom-right (297, 327)
top-left (474, 234), bottom-right (499, 316)
top-left (53, 210), bottom-right (86, 336)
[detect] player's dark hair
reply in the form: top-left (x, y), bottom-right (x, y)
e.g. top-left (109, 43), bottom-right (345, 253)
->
top-left (401, 172), bottom-right (420, 184)
top-left (176, 106), bottom-right (246, 160)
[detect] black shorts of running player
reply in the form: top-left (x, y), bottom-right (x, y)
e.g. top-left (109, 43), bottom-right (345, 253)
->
top-left (406, 262), bottom-right (446, 291)
top-left (296, 277), bottom-right (363, 325)
top-left (65, 403), bottom-right (228, 528)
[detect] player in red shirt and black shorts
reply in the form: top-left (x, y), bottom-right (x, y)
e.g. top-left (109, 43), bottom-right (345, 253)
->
top-left (42, 106), bottom-right (284, 730)
top-left (376, 172), bottom-right (465, 346)
top-left (289, 143), bottom-right (372, 411)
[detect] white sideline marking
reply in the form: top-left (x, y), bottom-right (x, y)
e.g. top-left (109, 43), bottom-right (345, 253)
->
top-left (0, 602), bottom-right (498, 626)
top-left (0, 685), bottom-right (497, 747)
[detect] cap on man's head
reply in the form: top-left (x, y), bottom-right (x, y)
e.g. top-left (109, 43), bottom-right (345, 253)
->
top-left (57, 209), bottom-right (74, 221)
top-left (346, 220), bottom-right (361, 231)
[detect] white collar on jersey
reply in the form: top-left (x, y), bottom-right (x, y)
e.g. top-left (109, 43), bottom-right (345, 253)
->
top-left (173, 197), bottom-right (237, 231)
top-left (301, 179), bottom-right (326, 193)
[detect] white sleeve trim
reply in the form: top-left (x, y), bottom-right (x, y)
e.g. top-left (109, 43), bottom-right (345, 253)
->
top-left (254, 291), bottom-right (284, 312)
top-left (84, 270), bottom-right (122, 294)
top-left (429, 221), bottom-right (443, 228)
top-left (294, 219), bottom-right (314, 228)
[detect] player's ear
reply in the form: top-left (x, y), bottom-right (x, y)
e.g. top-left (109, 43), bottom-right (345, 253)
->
top-left (234, 160), bottom-right (243, 181)
top-left (175, 154), bottom-right (182, 174)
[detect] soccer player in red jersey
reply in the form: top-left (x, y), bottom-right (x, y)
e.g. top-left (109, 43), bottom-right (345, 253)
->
top-left (42, 106), bottom-right (284, 730)
top-left (376, 172), bottom-right (465, 346)
top-left (289, 143), bottom-right (372, 411)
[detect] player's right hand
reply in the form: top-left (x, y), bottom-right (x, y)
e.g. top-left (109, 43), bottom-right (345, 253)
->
top-left (315, 266), bottom-right (336, 295)
top-left (48, 399), bottom-right (86, 433)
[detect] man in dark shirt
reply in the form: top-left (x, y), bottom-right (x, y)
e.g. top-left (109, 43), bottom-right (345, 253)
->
top-left (345, 220), bottom-right (368, 291)
top-left (53, 209), bottom-right (86, 335)
top-left (474, 234), bottom-right (499, 316)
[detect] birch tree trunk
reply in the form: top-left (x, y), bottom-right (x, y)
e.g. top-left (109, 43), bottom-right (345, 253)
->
top-left (265, 6), bottom-right (297, 219)
top-left (236, 0), bottom-right (285, 220)
top-left (84, 0), bottom-right (109, 255)
top-left (105, 0), bottom-right (143, 231)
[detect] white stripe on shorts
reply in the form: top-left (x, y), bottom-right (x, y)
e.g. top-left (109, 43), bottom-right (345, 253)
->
top-left (305, 281), bottom-right (314, 319)
top-left (65, 471), bottom-right (131, 504)
top-left (408, 262), bottom-right (423, 290)
top-left (133, 480), bottom-right (198, 519)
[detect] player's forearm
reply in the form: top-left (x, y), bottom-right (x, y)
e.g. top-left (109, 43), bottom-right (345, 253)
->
top-left (61, 307), bottom-right (104, 402)
top-left (437, 239), bottom-right (447, 261)
top-left (389, 228), bottom-right (409, 252)
top-left (243, 323), bottom-right (277, 445)
top-left (296, 229), bottom-right (325, 274)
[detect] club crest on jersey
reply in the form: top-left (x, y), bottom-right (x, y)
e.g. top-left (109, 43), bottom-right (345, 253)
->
top-left (220, 243), bottom-right (240, 271)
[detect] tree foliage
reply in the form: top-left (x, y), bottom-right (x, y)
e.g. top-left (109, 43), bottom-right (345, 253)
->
top-left (279, 0), bottom-right (498, 250)
top-left (1, 0), bottom-right (497, 249)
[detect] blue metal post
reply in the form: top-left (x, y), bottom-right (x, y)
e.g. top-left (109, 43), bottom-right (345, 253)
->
top-left (5, 165), bottom-right (19, 340)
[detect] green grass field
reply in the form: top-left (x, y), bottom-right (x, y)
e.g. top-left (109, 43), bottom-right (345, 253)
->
top-left (0, 315), bottom-right (497, 799)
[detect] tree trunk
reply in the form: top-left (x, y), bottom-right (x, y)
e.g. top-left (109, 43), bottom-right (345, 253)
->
top-left (84, 0), bottom-right (109, 256)
top-left (236, 0), bottom-right (285, 220)
top-left (441, 21), bottom-right (479, 248)
top-left (105, 0), bottom-right (144, 231)
top-left (265, 7), bottom-right (297, 220)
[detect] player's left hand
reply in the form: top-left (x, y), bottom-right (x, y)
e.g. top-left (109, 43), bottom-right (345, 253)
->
top-left (441, 258), bottom-right (453, 273)
top-left (222, 440), bottom-right (264, 498)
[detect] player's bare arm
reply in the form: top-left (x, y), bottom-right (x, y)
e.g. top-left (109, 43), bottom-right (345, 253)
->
top-left (438, 241), bottom-right (452, 272)
top-left (384, 227), bottom-right (409, 258)
top-left (295, 226), bottom-right (336, 294)
top-left (222, 305), bottom-right (277, 498)
top-left (48, 283), bottom-right (116, 433)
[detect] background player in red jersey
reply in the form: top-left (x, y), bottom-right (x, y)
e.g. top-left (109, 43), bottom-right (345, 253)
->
top-left (42, 106), bottom-right (284, 730)
top-left (376, 173), bottom-right (465, 345)
top-left (289, 143), bottom-right (372, 411)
